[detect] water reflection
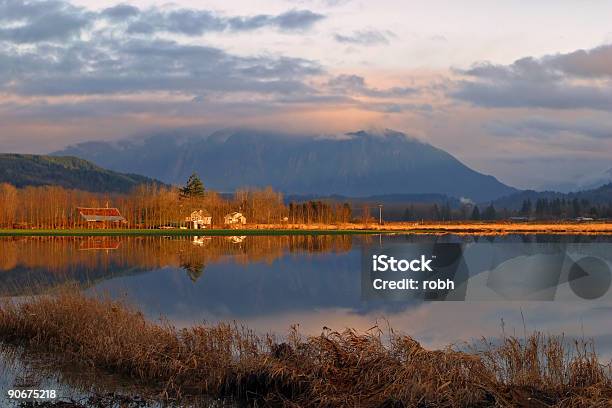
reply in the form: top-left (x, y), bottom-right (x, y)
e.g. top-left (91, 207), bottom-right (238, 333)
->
top-left (0, 234), bottom-right (610, 356)
top-left (0, 235), bottom-right (353, 296)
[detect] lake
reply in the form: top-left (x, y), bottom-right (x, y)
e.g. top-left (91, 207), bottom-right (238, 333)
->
top-left (1, 234), bottom-right (611, 406)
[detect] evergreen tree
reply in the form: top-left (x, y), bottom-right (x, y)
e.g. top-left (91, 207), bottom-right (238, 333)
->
top-left (441, 201), bottom-right (452, 221)
top-left (403, 205), bottom-right (415, 221)
top-left (572, 198), bottom-right (581, 217)
top-left (342, 202), bottom-right (352, 222)
top-left (471, 205), bottom-right (481, 220)
top-left (181, 260), bottom-right (205, 282)
top-left (431, 204), bottom-right (441, 220)
top-left (535, 199), bottom-right (544, 218)
top-left (180, 172), bottom-right (205, 198)
top-left (483, 204), bottom-right (497, 220)
top-left (551, 198), bottom-right (562, 218)
top-left (520, 199), bottom-right (532, 216)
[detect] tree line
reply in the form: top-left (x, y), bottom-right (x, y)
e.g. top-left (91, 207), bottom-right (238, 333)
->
top-left (0, 174), bottom-right (353, 229)
top-left (517, 198), bottom-right (611, 220)
top-left (401, 199), bottom-right (612, 222)
top-left (2, 172), bottom-right (611, 228)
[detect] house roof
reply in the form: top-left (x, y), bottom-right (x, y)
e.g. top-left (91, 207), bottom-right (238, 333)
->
top-left (78, 207), bottom-right (126, 222)
top-left (191, 209), bottom-right (211, 217)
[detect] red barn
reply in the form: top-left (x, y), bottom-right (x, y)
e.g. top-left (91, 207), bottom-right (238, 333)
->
top-left (77, 207), bottom-right (127, 226)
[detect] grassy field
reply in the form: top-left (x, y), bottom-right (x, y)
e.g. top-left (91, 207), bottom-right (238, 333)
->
top-left (1, 221), bottom-right (612, 236)
top-left (1, 292), bottom-right (610, 407)
top-left (0, 228), bottom-right (384, 237)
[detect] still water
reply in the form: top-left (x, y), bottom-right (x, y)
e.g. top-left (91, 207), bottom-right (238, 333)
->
top-left (1, 234), bottom-right (611, 405)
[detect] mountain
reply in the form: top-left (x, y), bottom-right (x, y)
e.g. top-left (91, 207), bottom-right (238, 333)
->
top-left (582, 168), bottom-right (612, 190)
top-left (55, 129), bottom-right (517, 202)
top-left (0, 154), bottom-right (164, 193)
top-left (491, 183), bottom-right (612, 210)
top-left (543, 167), bottom-right (612, 192)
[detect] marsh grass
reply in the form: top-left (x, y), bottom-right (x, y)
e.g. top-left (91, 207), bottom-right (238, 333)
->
top-left (0, 293), bottom-right (610, 407)
top-left (2, 220), bottom-right (612, 237)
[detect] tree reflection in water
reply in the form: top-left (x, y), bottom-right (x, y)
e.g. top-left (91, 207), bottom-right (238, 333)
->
top-left (0, 235), bottom-right (354, 294)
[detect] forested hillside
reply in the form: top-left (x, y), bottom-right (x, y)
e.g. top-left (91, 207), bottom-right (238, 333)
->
top-left (0, 154), bottom-right (163, 193)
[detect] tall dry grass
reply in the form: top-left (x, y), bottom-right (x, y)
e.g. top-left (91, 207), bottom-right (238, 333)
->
top-left (0, 293), bottom-right (610, 407)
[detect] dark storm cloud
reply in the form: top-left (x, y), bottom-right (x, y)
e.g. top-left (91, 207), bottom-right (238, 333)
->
top-left (328, 74), bottom-right (418, 97)
top-left (453, 45), bottom-right (612, 111)
top-left (334, 29), bottom-right (393, 45)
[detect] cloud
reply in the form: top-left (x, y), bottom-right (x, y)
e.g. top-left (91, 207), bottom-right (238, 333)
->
top-left (546, 44), bottom-right (612, 78)
top-left (271, 9), bottom-right (325, 31)
top-left (0, 3), bottom-right (327, 97)
top-left (124, 8), bottom-right (324, 36)
top-left (100, 4), bottom-right (140, 21)
top-left (0, 37), bottom-right (322, 97)
top-left (452, 45), bottom-right (612, 111)
top-left (454, 79), bottom-right (612, 110)
top-left (0, 0), bottom-right (426, 147)
top-left (487, 117), bottom-right (612, 140)
top-left (334, 29), bottom-right (394, 45)
top-left (0, 1), bottom-right (325, 44)
top-left (0, 0), bottom-right (92, 43)
top-left (327, 74), bottom-right (418, 97)
top-left (285, 0), bottom-right (352, 7)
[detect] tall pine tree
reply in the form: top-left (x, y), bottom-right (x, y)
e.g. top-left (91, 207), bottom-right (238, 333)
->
top-left (180, 172), bottom-right (205, 198)
top-left (471, 205), bottom-right (481, 221)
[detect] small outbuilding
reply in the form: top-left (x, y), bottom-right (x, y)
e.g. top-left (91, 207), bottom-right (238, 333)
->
top-left (186, 209), bottom-right (212, 229)
top-left (575, 217), bottom-right (594, 222)
top-left (224, 212), bottom-right (246, 226)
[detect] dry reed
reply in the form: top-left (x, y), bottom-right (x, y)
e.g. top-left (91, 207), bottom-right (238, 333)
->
top-left (0, 293), bottom-right (610, 407)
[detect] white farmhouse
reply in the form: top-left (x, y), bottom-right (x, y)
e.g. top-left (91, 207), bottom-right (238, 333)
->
top-left (224, 212), bottom-right (246, 226)
top-left (186, 209), bottom-right (212, 229)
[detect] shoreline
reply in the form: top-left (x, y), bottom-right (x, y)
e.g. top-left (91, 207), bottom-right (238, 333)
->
top-left (1, 221), bottom-right (612, 236)
top-left (1, 292), bottom-right (610, 407)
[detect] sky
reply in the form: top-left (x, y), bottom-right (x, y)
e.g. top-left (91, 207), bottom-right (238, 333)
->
top-left (1, 0), bottom-right (612, 190)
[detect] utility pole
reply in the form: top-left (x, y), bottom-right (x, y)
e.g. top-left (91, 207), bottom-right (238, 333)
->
top-left (378, 204), bottom-right (383, 225)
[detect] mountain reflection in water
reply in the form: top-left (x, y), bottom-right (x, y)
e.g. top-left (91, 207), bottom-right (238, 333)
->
top-left (0, 234), bottom-right (610, 358)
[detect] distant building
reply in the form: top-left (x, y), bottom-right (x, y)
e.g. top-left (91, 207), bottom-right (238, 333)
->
top-left (186, 209), bottom-right (212, 229)
top-left (509, 216), bottom-right (529, 222)
top-left (224, 212), bottom-right (246, 226)
top-left (77, 207), bottom-right (127, 226)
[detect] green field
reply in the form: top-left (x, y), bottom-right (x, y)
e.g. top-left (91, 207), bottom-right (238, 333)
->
top-left (0, 228), bottom-right (397, 237)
